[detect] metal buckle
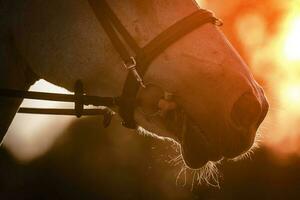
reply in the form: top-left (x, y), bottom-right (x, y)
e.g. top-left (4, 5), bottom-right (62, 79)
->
top-left (123, 57), bottom-right (146, 88)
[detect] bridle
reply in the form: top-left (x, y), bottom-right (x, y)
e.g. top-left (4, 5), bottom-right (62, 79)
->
top-left (0, 0), bottom-right (222, 129)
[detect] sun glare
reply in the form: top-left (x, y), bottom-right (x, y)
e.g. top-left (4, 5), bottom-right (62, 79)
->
top-left (284, 17), bottom-right (300, 61)
top-left (281, 83), bottom-right (300, 109)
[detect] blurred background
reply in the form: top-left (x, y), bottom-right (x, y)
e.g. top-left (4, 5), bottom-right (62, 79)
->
top-left (1, 0), bottom-right (300, 199)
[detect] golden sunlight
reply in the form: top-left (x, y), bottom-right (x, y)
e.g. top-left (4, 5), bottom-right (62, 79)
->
top-left (284, 17), bottom-right (300, 61)
top-left (280, 83), bottom-right (300, 109)
top-left (195, 0), bottom-right (206, 7)
top-left (237, 0), bottom-right (300, 156)
top-left (3, 80), bottom-right (74, 162)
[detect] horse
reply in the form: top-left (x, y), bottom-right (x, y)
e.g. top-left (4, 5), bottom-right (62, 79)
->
top-left (0, 0), bottom-right (268, 173)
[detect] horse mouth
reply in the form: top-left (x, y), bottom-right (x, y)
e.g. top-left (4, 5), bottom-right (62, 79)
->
top-left (165, 109), bottom-right (223, 169)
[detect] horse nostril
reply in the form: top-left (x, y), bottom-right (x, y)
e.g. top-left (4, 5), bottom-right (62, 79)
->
top-left (231, 91), bottom-right (262, 129)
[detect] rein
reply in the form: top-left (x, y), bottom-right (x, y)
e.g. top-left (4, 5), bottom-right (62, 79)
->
top-left (0, 0), bottom-right (222, 128)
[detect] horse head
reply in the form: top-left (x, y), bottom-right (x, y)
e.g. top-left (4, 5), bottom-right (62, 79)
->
top-left (8, 0), bottom-right (268, 170)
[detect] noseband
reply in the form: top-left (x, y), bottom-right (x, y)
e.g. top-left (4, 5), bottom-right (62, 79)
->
top-left (0, 0), bottom-right (222, 129)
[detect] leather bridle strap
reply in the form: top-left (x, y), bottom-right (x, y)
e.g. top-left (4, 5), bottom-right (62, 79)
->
top-left (88, 0), bottom-right (140, 63)
top-left (88, 0), bottom-right (222, 128)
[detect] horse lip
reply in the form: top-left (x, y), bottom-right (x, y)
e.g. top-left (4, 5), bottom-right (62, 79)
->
top-left (164, 107), bottom-right (223, 168)
top-left (179, 115), bottom-right (222, 169)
